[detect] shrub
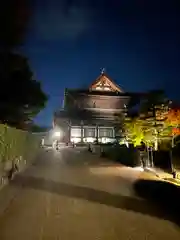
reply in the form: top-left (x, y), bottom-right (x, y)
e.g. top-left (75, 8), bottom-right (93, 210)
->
top-left (102, 145), bottom-right (141, 167)
top-left (0, 124), bottom-right (40, 168)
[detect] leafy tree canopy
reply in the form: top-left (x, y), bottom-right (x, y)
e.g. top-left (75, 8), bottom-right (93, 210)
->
top-left (0, 53), bottom-right (48, 129)
top-left (165, 109), bottom-right (180, 138)
top-left (30, 124), bottom-right (50, 133)
top-left (124, 117), bottom-right (156, 147)
top-left (166, 109), bottom-right (180, 127)
top-left (123, 89), bottom-right (172, 149)
top-left (140, 89), bottom-right (169, 115)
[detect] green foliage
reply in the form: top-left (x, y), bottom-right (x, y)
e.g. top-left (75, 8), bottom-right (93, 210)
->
top-left (0, 124), bottom-right (40, 165)
top-left (123, 89), bottom-right (171, 149)
top-left (124, 118), bottom-right (144, 146)
top-left (123, 115), bottom-right (170, 148)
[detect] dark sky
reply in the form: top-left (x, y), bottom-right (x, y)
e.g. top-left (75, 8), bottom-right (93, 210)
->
top-left (22, 0), bottom-right (179, 126)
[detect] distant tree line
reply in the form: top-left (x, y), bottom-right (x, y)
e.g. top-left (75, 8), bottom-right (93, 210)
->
top-left (0, 1), bottom-right (48, 130)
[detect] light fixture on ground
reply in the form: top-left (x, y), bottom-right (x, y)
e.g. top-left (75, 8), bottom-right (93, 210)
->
top-left (71, 137), bottom-right (81, 143)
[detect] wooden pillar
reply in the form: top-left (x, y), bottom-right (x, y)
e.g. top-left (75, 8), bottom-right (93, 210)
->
top-left (81, 120), bottom-right (84, 143)
top-left (113, 128), bottom-right (115, 138)
top-left (96, 125), bottom-right (99, 143)
top-left (67, 125), bottom-right (71, 143)
top-left (67, 120), bottom-right (71, 143)
top-left (81, 126), bottom-right (84, 143)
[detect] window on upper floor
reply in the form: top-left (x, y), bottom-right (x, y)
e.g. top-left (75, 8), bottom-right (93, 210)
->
top-left (94, 85), bottom-right (111, 91)
top-left (104, 87), bottom-right (111, 91)
top-left (95, 86), bottom-right (102, 90)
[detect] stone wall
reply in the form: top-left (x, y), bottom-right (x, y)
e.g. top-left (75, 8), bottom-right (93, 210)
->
top-left (0, 124), bottom-right (40, 190)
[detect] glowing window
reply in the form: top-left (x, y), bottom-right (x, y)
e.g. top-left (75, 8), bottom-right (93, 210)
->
top-left (84, 128), bottom-right (96, 137)
top-left (96, 87), bottom-right (102, 90)
top-left (99, 128), bottom-right (113, 137)
top-left (71, 128), bottom-right (81, 137)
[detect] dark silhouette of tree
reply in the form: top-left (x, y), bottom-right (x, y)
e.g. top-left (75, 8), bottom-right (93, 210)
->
top-left (30, 124), bottom-right (50, 133)
top-left (0, 1), bottom-right (48, 129)
top-left (123, 89), bottom-right (171, 150)
top-left (0, 53), bottom-right (48, 129)
top-left (140, 90), bottom-right (169, 116)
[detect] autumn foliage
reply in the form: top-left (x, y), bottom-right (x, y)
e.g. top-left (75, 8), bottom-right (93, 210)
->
top-left (172, 128), bottom-right (180, 135)
top-left (166, 109), bottom-right (180, 136)
top-left (124, 108), bottom-right (180, 148)
top-left (166, 109), bottom-right (180, 126)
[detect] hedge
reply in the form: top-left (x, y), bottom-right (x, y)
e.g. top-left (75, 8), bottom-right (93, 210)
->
top-left (102, 145), bottom-right (141, 167)
top-left (0, 124), bottom-right (40, 177)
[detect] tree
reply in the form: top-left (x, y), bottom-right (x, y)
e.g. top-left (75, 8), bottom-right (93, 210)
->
top-left (123, 89), bottom-right (170, 150)
top-left (162, 108), bottom-right (180, 177)
top-left (0, 2), bottom-right (47, 130)
top-left (123, 90), bottom-right (170, 150)
top-left (124, 117), bottom-right (144, 146)
top-left (30, 124), bottom-right (50, 133)
top-left (124, 116), bottom-right (156, 147)
top-left (166, 109), bottom-right (180, 128)
top-left (139, 89), bottom-right (170, 150)
top-left (0, 53), bottom-right (48, 129)
top-left (165, 109), bottom-right (180, 147)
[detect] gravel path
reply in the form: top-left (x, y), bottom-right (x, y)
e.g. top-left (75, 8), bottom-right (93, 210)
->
top-left (0, 147), bottom-right (179, 239)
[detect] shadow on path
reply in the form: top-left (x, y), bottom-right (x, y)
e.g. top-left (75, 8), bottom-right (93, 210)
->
top-left (10, 174), bottom-right (179, 226)
top-left (134, 179), bottom-right (180, 226)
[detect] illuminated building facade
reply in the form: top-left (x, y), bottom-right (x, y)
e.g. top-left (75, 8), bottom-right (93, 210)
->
top-left (53, 71), bottom-right (140, 144)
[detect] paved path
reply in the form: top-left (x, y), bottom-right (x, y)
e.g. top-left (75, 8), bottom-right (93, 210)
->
top-left (0, 147), bottom-right (179, 239)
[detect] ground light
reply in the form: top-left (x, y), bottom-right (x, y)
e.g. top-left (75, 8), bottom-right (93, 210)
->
top-left (133, 166), bottom-right (158, 173)
top-left (133, 166), bottom-right (144, 172)
top-left (70, 137), bottom-right (81, 143)
top-left (51, 128), bottom-right (62, 149)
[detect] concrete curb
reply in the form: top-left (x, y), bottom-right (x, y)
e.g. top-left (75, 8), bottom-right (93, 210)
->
top-left (144, 168), bottom-right (180, 186)
top-left (143, 168), bottom-right (160, 177)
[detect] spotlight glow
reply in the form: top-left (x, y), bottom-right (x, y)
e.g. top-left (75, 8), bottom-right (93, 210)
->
top-left (53, 131), bottom-right (61, 137)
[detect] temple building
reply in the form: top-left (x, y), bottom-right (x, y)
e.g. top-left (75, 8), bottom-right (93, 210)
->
top-left (53, 71), bottom-right (140, 144)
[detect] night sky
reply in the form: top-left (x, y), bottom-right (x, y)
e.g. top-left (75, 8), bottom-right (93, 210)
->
top-left (22, 0), bottom-right (179, 126)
